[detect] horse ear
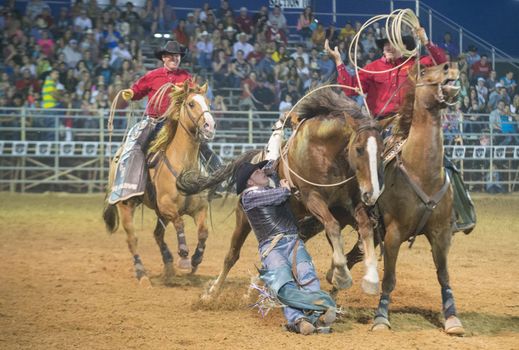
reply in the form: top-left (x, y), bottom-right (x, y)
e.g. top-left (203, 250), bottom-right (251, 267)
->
top-left (377, 115), bottom-right (396, 130)
top-left (182, 80), bottom-right (190, 92)
top-left (199, 83), bottom-right (208, 95)
top-left (343, 112), bottom-right (359, 130)
top-left (172, 83), bottom-right (182, 94)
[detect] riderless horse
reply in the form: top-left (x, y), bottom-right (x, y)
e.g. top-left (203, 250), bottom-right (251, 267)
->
top-left (177, 87), bottom-right (384, 299)
top-left (103, 81), bottom-right (215, 286)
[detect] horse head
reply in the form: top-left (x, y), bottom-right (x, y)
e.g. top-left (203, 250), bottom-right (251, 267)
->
top-left (344, 114), bottom-right (384, 206)
top-left (173, 81), bottom-right (216, 142)
top-left (414, 62), bottom-right (460, 110)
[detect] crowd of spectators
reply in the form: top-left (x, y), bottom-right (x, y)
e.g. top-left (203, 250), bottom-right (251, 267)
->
top-left (0, 0), bottom-right (518, 148)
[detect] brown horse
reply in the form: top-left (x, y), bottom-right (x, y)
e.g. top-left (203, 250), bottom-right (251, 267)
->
top-left (103, 82), bottom-right (216, 286)
top-left (370, 62), bottom-right (465, 335)
top-left (177, 88), bottom-right (384, 299)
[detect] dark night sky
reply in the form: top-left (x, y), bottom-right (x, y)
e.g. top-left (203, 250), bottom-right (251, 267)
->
top-left (427, 0), bottom-right (519, 57)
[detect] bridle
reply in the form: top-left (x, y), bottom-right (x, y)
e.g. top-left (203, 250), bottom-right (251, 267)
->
top-left (413, 66), bottom-right (460, 107)
top-left (178, 93), bottom-right (214, 142)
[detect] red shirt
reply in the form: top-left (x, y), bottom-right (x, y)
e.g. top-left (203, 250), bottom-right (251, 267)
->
top-left (236, 15), bottom-right (254, 34)
top-left (337, 43), bottom-right (446, 118)
top-left (131, 67), bottom-right (191, 117)
top-left (471, 60), bottom-right (491, 78)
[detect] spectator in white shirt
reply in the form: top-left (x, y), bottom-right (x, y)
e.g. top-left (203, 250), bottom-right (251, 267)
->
top-left (290, 44), bottom-right (309, 65)
top-left (63, 39), bottom-right (83, 68)
top-left (268, 4), bottom-right (287, 34)
top-left (233, 32), bottom-right (253, 59)
top-left (73, 9), bottom-right (93, 33)
top-left (196, 31), bottom-right (214, 71)
top-left (110, 41), bottom-right (132, 70)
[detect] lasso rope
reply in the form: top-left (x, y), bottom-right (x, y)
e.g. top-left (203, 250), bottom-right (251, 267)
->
top-left (108, 90), bottom-right (131, 164)
top-left (278, 9), bottom-right (422, 187)
top-left (348, 9), bottom-right (422, 117)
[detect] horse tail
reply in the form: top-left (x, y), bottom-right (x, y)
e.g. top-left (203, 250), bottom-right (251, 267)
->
top-left (103, 200), bottom-right (119, 234)
top-left (177, 149), bottom-right (261, 195)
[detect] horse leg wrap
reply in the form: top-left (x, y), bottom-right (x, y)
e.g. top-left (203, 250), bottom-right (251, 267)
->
top-left (191, 240), bottom-right (207, 268)
top-left (176, 231), bottom-right (189, 258)
top-left (133, 255), bottom-right (146, 280)
top-left (441, 287), bottom-right (457, 320)
top-left (374, 293), bottom-right (391, 321)
top-left (160, 244), bottom-right (173, 264)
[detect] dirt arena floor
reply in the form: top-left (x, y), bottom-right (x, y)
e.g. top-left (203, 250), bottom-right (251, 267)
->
top-left (0, 192), bottom-right (518, 350)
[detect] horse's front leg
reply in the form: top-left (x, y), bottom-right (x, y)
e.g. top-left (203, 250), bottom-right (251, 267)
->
top-left (306, 191), bottom-right (352, 290)
top-left (152, 216), bottom-right (176, 283)
top-left (202, 207), bottom-right (251, 300)
top-left (118, 200), bottom-right (151, 288)
top-left (158, 198), bottom-right (191, 272)
top-left (355, 203), bottom-right (379, 295)
top-left (190, 203), bottom-right (209, 274)
top-left (372, 220), bottom-right (401, 331)
top-left (172, 215), bottom-right (192, 271)
top-left (427, 227), bottom-right (465, 336)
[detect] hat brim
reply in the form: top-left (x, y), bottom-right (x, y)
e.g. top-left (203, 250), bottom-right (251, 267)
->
top-left (235, 160), bottom-right (269, 194)
top-left (154, 49), bottom-right (186, 60)
top-left (375, 36), bottom-right (416, 51)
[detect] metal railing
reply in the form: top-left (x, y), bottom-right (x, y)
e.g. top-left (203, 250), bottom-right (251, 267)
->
top-left (1, 107), bottom-right (518, 193)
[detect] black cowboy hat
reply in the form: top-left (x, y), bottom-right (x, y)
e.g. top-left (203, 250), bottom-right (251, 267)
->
top-left (375, 35), bottom-right (416, 51)
top-left (235, 160), bottom-right (268, 195)
top-left (154, 40), bottom-right (186, 60)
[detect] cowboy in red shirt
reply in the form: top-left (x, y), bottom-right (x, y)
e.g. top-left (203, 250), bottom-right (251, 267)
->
top-left (120, 41), bottom-right (191, 116)
top-left (325, 27), bottom-right (446, 119)
top-left (109, 41), bottom-right (221, 204)
top-left (325, 28), bottom-right (475, 234)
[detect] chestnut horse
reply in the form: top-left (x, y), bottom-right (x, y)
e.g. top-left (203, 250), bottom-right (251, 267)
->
top-left (177, 88), bottom-right (384, 299)
top-left (103, 82), bottom-right (216, 286)
top-left (370, 62), bottom-right (465, 335)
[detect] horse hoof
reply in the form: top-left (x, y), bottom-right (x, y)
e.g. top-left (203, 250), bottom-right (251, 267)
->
top-left (371, 316), bottom-right (391, 331)
top-left (138, 276), bottom-right (152, 289)
top-left (361, 278), bottom-right (379, 295)
top-left (445, 316), bottom-right (465, 336)
top-left (332, 271), bottom-right (353, 290)
top-left (177, 257), bottom-right (192, 271)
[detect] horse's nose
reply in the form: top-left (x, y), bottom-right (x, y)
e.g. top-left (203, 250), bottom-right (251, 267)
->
top-left (203, 122), bottom-right (214, 133)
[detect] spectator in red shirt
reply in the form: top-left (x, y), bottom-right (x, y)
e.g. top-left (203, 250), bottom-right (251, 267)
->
top-left (235, 7), bottom-right (253, 35)
top-left (470, 54), bottom-right (491, 82)
top-left (325, 27), bottom-right (446, 119)
top-left (36, 29), bottom-right (55, 57)
top-left (15, 68), bottom-right (40, 96)
top-left (173, 19), bottom-right (189, 46)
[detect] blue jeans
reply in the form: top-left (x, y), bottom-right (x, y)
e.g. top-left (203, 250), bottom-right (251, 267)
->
top-left (258, 235), bottom-right (327, 326)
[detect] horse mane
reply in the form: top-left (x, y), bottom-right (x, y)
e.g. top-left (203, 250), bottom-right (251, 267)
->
top-left (148, 80), bottom-right (203, 153)
top-left (394, 64), bottom-right (418, 137)
top-left (297, 85), bottom-right (365, 121)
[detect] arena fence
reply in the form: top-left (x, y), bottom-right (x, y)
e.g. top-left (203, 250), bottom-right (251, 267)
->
top-left (0, 107), bottom-right (518, 193)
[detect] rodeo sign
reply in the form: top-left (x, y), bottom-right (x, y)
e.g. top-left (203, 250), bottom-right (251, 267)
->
top-left (270, 0), bottom-right (310, 8)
